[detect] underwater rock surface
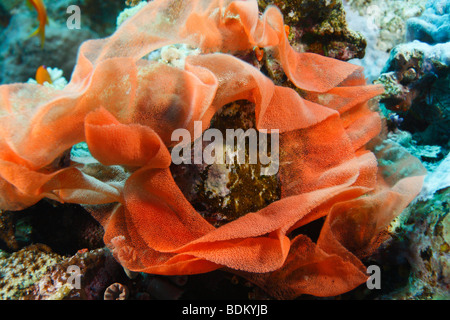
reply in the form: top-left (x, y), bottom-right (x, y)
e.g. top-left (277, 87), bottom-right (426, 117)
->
top-left (346, 0), bottom-right (425, 52)
top-left (375, 0), bottom-right (449, 156)
top-left (406, 0), bottom-right (450, 44)
top-left (385, 188), bottom-right (450, 299)
top-left (375, 41), bottom-right (449, 111)
top-left (0, 244), bottom-right (125, 300)
top-left (357, 0), bottom-right (450, 300)
top-left (259, 0), bottom-right (367, 60)
top-left (344, 0), bottom-right (426, 81)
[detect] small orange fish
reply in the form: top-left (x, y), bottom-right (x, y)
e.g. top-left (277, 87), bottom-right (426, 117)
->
top-left (284, 25), bottom-right (290, 38)
top-left (35, 65), bottom-right (52, 85)
top-left (254, 46), bottom-right (264, 62)
top-left (27, 0), bottom-right (49, 48)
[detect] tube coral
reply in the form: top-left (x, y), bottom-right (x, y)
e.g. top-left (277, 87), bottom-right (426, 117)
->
top-left (0, 0), bottom-right (426, 298)
top-left (104, 283), bottom-right (129, 300)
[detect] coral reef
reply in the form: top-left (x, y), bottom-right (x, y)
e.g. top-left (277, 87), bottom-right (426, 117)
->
top-left (345, 0), bottom-right (425, 52)
top-left (343, 0), bottom-right (425, 82)
top-left (117, 1), bottom-right (148, 27)
top-left (342, 0), bottom-right (450, 300)
top-left (375, 41), bottom-right (449, 112)
top-left (342, 2), bottom-right (388, 82)
top-left (0, 0), bottom-right (426, 300)
top-left (126, 0), bottom-right (144, 7)
top-left (29, 247), bottom-right (123, 300)
top-left (0, 0), bottom-right (125, 85)
top-left (0, 237), bottom-right (193, 300)
top-left (0, 244), bottom-right (64, 299)
top-left (0, 8), bottom-right (96, 84)
top-left (406, 0), bottom-right (450, 44)
top-left (340, 187), bottom-right (450, 300)
top-left (259, 0), bottom-right (366, 61)
top-left (418, 152), bottom-right (450, 201)
top-left (383, 188), bottom-right (450, 299)
top-left (0, 0), bottom-right (437, 301)
top-left (385, 129), bottom-right (442, 172)
top-left (374, 0), bottom-right (449, 153)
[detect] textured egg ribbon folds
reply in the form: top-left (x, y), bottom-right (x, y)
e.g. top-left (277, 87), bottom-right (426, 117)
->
top-left (0, 0), bottom-right (426, 298)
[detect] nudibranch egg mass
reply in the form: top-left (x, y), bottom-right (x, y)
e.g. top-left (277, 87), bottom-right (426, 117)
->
top-left (0, 0), bottom-right (426, 298)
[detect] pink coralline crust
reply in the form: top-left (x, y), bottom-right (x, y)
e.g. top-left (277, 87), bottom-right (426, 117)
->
top-left (0, 0), bottom-right (425, 298)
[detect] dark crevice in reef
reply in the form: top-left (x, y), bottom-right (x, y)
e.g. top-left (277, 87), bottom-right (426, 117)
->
top-left (0, 200), bottom-right (104, 256)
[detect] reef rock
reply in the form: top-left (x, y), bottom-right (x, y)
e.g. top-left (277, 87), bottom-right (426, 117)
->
top-left (375, 41), bottom-right (449, 111)
top-left (417, 152), bottom-right (450, 201)
top-left (344, 187), bottom-right (450, 300)
top-left (384, 129), bottom-right (442, 172)
top-left (386, 188), bottom-right (450, 299)
top-left (345, 0), bottom-right (425, 52)
top-left (375, 40), bottom-right (449, 151)
top-left (0, 244), bottom-right (125, 300)
top-left (406, 0), bottom-right (450, 44)
top-left (374, 0), bottom-right (449, 151)
top-left (343, 0), bottom-right (425, 82)
top-left (258, 0), bottom-right (366, 61)
top-left (0, 0), bottom-right (427, 300)
top-left (0, 244), bottom-right (65, 299)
